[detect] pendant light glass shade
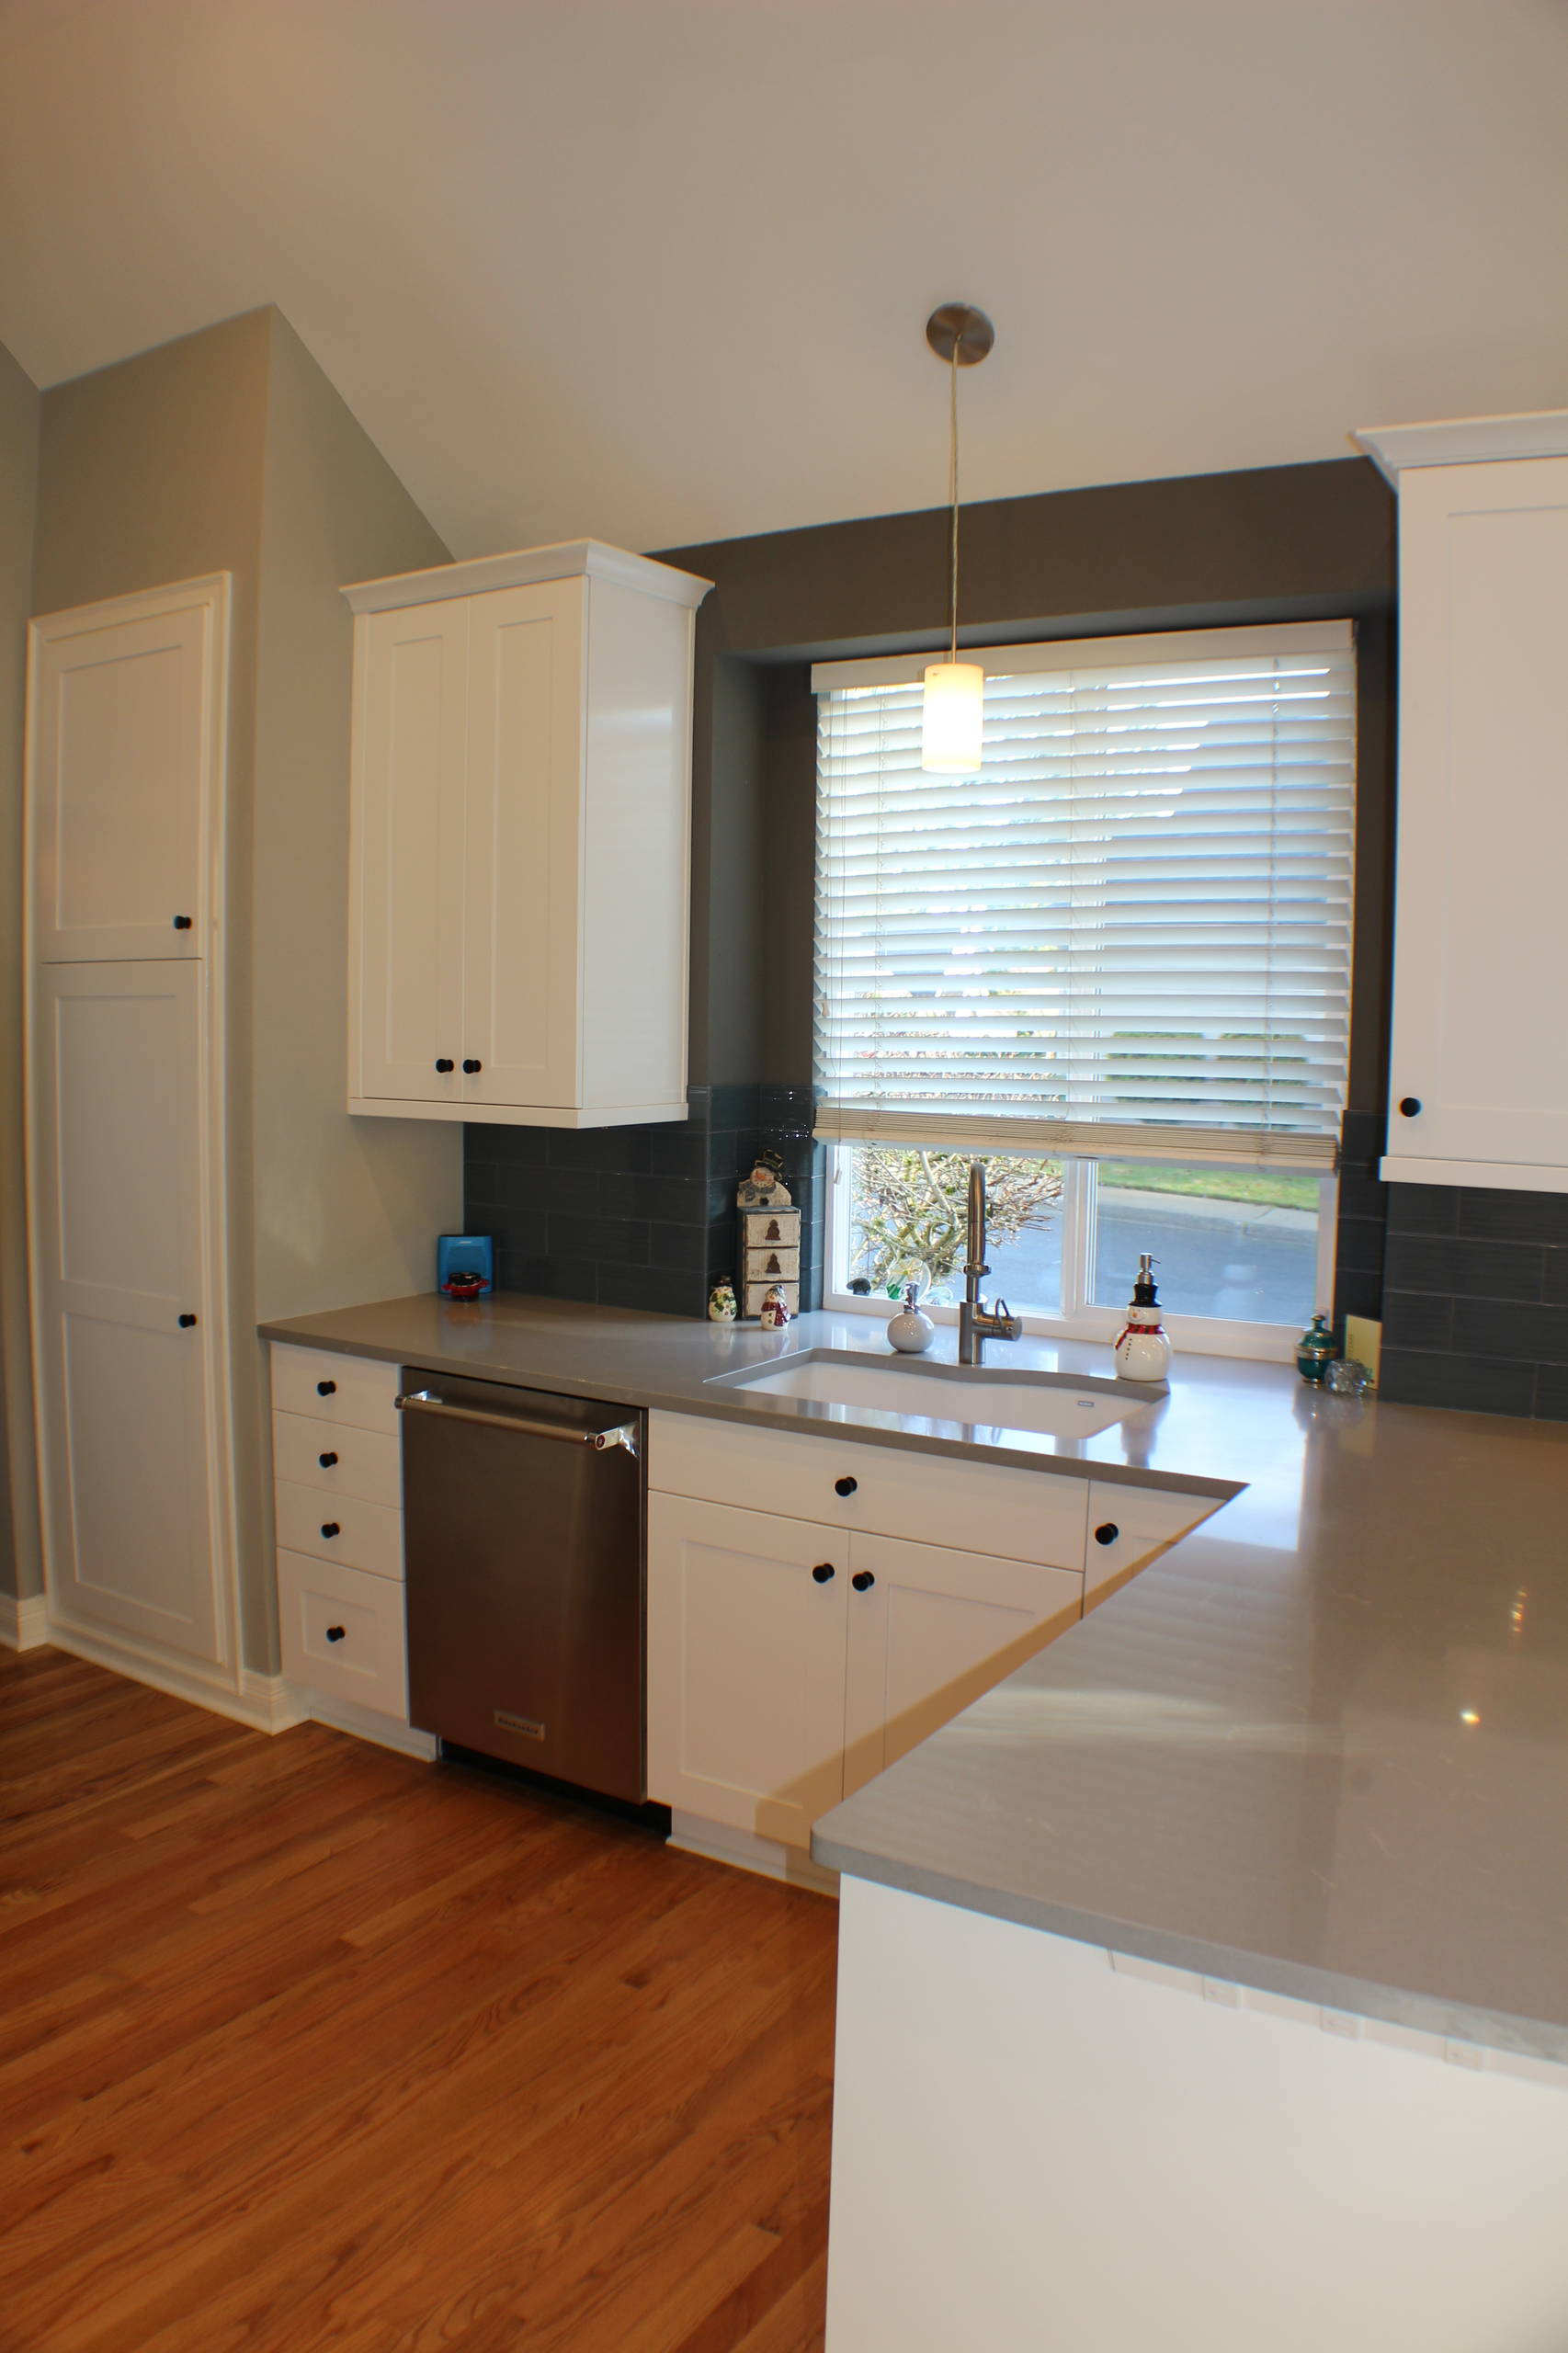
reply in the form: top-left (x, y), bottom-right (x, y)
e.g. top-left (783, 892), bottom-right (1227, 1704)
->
top-left (921, 660), bottom-right (984, 775)
top-left (920, 303), bottom-right (994, 779)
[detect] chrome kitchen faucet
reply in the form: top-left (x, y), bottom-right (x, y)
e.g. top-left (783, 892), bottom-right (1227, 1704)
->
top-left (958, 1160), bottom-right (1024, 1365)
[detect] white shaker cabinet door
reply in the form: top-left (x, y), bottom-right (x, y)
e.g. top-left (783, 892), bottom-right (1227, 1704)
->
top-left (842, 1532), bottom-right (1082, 1798)
top-left (32, 961), bottom-right (223, 1663)
top-left (461, 581), bottom-right (585, 1112)
top-left (28, 577), bottom-right (226, 962)
top-left (350, 597), bottom-right (469, 1107)
top-left (1386, 456), bottom-right (1568, 1182)
top-left (647, 1494), bottom-right (848, 1848)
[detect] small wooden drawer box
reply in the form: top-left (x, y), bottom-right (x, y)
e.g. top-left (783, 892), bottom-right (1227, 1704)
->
top-left (744, 1243), bottom-right (800, 1281)
top-left (741, 1207), bottom-right (800, 1252)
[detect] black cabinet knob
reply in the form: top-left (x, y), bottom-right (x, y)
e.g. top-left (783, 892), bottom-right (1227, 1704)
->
top-left (1095, 1522), bottom-right (1119, 1546)
top-left (462, 1059), bottom-right (482, 1074)
top-left (851, 1570), bottom-right (876, 1593)
top-left (318, 1451), bottom-right (338, 1469)
top-left (811, 1562), bottom-right (835, 1584)
top-left (172, 915), bottom-right (193, 929)
top-left (316, 1380), bottom-right (336, 1396)
top-left (435, 1058), bottom-right (455, 1074)
top-left (320, 1522), bottom-right (340, 1539)
top-left (177, 1313), bottom-right (198, 1328)
top-left (835, 1476), bottom-right (858, 1497)
top-left (325, 1625), bottom-right (346, 1643)
top-left (1398, 1097), bottom-right (1423, 1118)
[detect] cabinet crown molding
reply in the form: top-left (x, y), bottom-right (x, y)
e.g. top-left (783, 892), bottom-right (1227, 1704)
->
top-left (1352, 409), bottom-right (1568, 486)
top-left (342, 538), bottom-right (713, 615)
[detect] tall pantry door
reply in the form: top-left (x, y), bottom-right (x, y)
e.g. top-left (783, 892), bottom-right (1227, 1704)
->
top-left (31, 962), bottom-right (225, 1663)
top-left (28, 579), bottom-right (225, 961)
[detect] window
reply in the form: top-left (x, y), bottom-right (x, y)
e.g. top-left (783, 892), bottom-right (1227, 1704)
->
top-left (812, 622), bottom-right (1355, 1350)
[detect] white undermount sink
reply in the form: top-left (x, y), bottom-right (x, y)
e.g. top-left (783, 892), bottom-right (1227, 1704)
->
top-left (708, 1349), bottom-right (1155, 1440)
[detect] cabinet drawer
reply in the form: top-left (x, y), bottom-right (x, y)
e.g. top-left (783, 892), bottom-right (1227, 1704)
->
top-left (272, 1411), bottom-right (402, 1508)
top-left (270, 1345), bottom-right (402, 1435)
top-left (649, 1410), bottom-right (1088, 1572)
top-left (275, 1479), bottom-right (403, 1582)
top-left (1085, 1480), bottom-right (1220, 1598)
top-left (278, 1549), bottom-right (407, 1719)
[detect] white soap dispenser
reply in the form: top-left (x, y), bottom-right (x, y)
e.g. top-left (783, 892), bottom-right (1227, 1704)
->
top-left (887, 1280), bottom-right (937, 1355)
top-left (1113, 1255), bottom-right (1172, 1384)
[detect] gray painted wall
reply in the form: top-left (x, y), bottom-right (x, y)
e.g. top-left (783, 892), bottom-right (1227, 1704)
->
top-left (0, 338), bottom-right (40, 1608)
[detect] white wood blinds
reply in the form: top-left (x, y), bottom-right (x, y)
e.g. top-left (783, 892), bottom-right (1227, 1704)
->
top-left (812, 621), bottom-right (1356, 1167)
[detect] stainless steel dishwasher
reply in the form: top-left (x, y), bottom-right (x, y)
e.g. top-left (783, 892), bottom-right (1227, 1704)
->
top-left (399, 1370), bottom-right (645, 1802)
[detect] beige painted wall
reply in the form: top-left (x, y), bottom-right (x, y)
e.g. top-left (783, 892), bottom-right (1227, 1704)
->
top-left (30, 307), bottom-right (460, 1668)
top-left (0, 338), bottom-right (40, 1607)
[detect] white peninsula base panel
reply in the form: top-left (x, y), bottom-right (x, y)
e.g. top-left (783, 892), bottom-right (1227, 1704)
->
top-left (826, 1877), bottom-right (1568, 2353)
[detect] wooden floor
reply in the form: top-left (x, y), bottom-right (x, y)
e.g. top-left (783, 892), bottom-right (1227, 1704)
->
top-left (0, 1646), bottom-right (837, 2352)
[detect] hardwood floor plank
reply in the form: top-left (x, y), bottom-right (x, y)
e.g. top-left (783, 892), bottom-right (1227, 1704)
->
top-left (0, 1646), bottom-right (836, 2353)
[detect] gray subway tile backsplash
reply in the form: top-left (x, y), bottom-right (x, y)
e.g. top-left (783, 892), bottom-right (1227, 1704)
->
top-left (1381, 1183), bottom-right (1568, 1418)
top-left (462, 1080), bottom-right (824, 1318)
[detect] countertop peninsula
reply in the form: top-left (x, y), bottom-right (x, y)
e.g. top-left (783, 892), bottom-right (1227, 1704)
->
top-left (262, 1291), bottom-right (1568, 2062)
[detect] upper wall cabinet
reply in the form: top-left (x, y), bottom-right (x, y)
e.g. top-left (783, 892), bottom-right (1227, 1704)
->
top-left (28, 578), bottom-right (228, 961)
top-left (1355, 413), bottom-right (1568, 1194)
top-left (345, 540), bottom-right (711, 1129)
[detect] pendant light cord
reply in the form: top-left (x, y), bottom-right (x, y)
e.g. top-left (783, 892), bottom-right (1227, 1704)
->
top-left (948, 347), bottom-right (960, 664)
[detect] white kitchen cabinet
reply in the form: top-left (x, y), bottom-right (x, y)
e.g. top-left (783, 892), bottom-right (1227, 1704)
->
top-left (1084, 1480), bottom-right (1220, 1603)
top-left (648, 1409), bottom-right (1090, 1571)
top-left (345, 540), bottom-right (711, 1130)
top-left (1354, 414), bottom-right (1568, 1190)
top-left (842, 1531), bottom-right (1082, 1796)
top-left (647, 1486), bottom-right (1085, 1848)
top-left (28, 578), bottom-right (225, 962)
top-left (647, 1493), bottom-right (851, 1846)
top-left (268, 1343), bottom-right (420, 1746)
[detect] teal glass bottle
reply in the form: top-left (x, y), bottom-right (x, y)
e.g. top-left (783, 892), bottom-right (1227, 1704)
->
top-left (1296, 1313), bottom-right (1337, 1385)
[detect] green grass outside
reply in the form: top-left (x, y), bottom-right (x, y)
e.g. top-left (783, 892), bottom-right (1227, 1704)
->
top-left (1096, 1162), bottom-right (1322, 1211)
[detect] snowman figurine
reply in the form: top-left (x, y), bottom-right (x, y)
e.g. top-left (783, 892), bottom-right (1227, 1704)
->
top-left (758, 1284), bottom-right (791, 1330)
top-left (737, 1154), bottom-right (793, 1210)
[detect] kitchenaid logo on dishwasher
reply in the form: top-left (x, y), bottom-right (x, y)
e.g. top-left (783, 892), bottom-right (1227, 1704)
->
top-left (494, 1710), bottom-right (546, 1742)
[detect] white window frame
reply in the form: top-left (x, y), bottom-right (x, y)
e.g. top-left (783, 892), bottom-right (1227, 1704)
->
top-left (822, 1144), bottom-right (1337, 1363)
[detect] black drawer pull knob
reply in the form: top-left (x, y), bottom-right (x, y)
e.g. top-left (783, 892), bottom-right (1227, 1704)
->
top-left (325, 1625), bottom-right (346, 1643)
top-left (462, 1058), bottom-right (483, 1074)
top-left (1095, 1522), bottom-right (1119, 1546)
top-left (172, 915), bottom-right (193, 929)
top-left (177, 1313), bottom-right (198, 1328)
top-left (318, 1451), bottom-right (338, 1469)
top-left (851, 1570), bottom-right (876, 1593)
top-left (835, 1476), bottom-right (858, 1497)
top-left (435, 1058), bottom-right (454, 1074)
top-left (316, 1380), bottom-right (336, 1396)
top-left (320, 1522), bottom-right (341, 1539)
top-left (811, 1562), bottom-right (835, 1584)
top-left (1398, 1097), bottom-right (1422, 1118)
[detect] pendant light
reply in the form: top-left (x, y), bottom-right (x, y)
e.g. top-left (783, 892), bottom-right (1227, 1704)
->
top-left (921, 301), bottom-right (994, 776)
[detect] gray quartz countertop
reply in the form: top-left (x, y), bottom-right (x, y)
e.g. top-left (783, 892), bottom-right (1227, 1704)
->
top-left (261, 1291), bottom-right (1568, 2062)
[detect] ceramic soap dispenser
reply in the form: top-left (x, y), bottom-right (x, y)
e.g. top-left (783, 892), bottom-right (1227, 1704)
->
top-left (887, 1280), bottom-right (937, 1355)
top-left (1113, 1255), bottom-right (1172, 1384)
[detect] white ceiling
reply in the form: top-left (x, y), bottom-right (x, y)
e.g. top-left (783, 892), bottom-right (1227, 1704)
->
top-left (3, 0), bottom-right (1566, 559)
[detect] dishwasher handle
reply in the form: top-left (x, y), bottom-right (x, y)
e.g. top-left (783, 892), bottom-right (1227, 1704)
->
top-left (395, 1389), bottom-right (639, 1457)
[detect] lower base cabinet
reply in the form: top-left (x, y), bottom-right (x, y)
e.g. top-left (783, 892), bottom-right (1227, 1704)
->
top-left (647, 1493), bottom-right (1083, 1847)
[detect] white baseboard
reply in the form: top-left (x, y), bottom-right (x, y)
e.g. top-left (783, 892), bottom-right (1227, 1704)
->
top-left (669, 1809), bottom-right (839, 1898)
top-left (301, 1692), bottom-right (437, 1760)
top-left (34, 1615), bottom-right (299, 1733)
top-left (0, 1592), bottom-right (51, 1651)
